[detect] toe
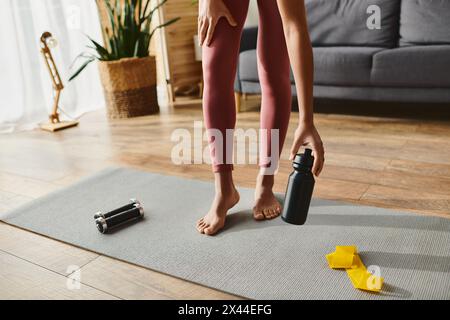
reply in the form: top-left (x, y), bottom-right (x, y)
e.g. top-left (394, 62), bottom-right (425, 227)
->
top-left (199, 220), bottom-right (208, 231)
top-left (264, 209), bottom-right (272, 218)
top-left (268, 209), bottom-right (277, 219)
top-left (253, 208), bottom-right (265, 220)
top-left (272, 207), bottom-right (281, 217)
top-left (204, 226), bottom-right (217, 235)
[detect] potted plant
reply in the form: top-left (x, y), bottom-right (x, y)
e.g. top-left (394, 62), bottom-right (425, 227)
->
top-left (70, 0), bottom-right (179, 118)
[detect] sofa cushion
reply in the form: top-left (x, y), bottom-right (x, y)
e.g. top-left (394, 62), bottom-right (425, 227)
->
top-left (238, 50), bottom-right (259, 82)
top-left (238, 47), bottom-right (384, 86)
top-left (238, 50), bottom-right (294, 82)
top-left (313, 47), bottom-right (384, 86)
top-left (371, 45), bottom-right (450, 88)
top-left (400, 0), bottom-right (450, 46)
top-left (306, 0), bottom-right (400, 48)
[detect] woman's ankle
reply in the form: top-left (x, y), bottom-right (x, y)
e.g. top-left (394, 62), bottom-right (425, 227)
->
top-left (214, 171), bottom-right (236, 194)
top-left (256, 173), bottom-right (274, 189)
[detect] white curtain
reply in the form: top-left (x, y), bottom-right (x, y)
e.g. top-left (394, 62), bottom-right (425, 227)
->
top-left (0, 0), bottom-right (105, 133)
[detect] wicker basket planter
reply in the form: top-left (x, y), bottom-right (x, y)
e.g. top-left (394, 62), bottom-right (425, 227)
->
top-left (98, 56), bottom-right (158, 119)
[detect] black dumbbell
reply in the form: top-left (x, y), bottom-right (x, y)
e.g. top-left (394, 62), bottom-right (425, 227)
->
top-left (93, 199), bottom-right (140, 219)
top-left (96, 202), bottom-right (144, 234)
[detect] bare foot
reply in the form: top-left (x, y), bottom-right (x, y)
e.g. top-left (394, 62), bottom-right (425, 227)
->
top-left (196, 172), bottom-right (240, 235)
top-left (253, 174), bottom-right (282, 220)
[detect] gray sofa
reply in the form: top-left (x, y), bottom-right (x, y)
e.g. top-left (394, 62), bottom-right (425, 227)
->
top-left (235, 0), bottom-right (450, 104)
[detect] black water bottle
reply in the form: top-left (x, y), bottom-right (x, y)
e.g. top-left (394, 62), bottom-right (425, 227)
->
top-left (281, 148), bottom-right (315, 225)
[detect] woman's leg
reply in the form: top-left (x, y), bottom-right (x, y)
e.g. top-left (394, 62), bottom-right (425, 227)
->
top-left (202, 0), bottom-right (249, 173)
top-left (253, 0), bottom-right (292, 220)
top-left (197, 0), bottom-right (249, 235)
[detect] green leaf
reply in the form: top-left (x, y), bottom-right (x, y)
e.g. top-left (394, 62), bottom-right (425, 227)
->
top-left (150, 0), bottom-right (168, 18)
top-left (133, 38), bottom-right (141, 57)
top-left (140, 0), bottom-right (167, 24)
top-left (69, 52), bottom-right (96, 68)
top-left (137, 0), bottom-right (142, 23)
top-left (104, 4), bottom-right (117, 56)
top-left (137, 32), bottom-right (151, 57)
top-left (86, 35), bottom-right (110, 59)
top-left (109, 36), bottom-right (118, 59)
top-left (141, 0), bottom-right (151, 20)
top-left (68, 58), bottom-right (95, 82)
top-left (149, 17), bottom-right (180, 39)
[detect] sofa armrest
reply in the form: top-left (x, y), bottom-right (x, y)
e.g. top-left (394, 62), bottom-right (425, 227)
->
top-left (239, 26), bottom-right (258, 53)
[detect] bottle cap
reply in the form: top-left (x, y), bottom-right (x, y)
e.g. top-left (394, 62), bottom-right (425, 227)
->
top-left (293, 148), bottom-right (314, 169)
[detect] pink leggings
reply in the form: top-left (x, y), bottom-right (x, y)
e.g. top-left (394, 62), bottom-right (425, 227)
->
top-left (202, 0), bottom-right (292, 173)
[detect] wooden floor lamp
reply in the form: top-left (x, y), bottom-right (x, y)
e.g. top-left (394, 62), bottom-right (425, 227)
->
top-left (40, 32), bottom-right (78, 132)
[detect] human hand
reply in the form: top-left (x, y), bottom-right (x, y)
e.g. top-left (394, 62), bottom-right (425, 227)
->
top-left (198, 0), bottom-right (237, 46)
top-left (290, 123), bottom-right (325, 177)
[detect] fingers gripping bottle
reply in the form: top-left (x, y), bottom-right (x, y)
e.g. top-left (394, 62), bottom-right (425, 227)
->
top-left (281, 149), bottom-right (315, 225)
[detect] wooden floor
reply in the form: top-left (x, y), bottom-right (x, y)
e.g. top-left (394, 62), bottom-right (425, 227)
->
top-left (0, 103), bottom-right (449, 299)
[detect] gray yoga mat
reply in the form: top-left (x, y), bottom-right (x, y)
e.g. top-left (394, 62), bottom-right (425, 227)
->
top-left (1, 167), bottom-right (450, 300)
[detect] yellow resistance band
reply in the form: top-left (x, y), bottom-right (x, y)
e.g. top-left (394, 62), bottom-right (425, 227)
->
top-left (326, 246), bottom-right (383, 292)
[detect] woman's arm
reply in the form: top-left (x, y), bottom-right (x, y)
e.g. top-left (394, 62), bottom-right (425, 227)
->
top-left (277, 0), bottom-right (325, 176)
